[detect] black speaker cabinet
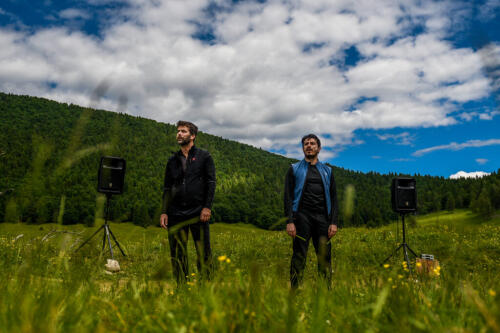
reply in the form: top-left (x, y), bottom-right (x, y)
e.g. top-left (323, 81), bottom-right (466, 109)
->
top-left (98, 156), bottom-right (126, 195)
top-left (391, 177), bottom-right (416, 213)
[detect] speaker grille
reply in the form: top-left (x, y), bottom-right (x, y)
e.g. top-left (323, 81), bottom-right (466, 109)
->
top-left (98, 156), bottom-right (126, 194)
top-left (391, 178), bottom-right (417, 212)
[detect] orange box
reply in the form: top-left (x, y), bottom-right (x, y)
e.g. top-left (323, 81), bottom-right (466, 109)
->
top-left (416, 258), bottom-right (440, 275)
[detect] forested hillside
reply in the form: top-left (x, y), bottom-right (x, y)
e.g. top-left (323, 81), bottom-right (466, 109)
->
top-left (0, 92), bottom-right (499, 228)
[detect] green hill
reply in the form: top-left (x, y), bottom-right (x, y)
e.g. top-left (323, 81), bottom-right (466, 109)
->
top-left (0, 92), bottom-right (499, 228)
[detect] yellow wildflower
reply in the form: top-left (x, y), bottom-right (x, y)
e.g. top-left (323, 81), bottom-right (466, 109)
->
top-left (226, 258), bottom-right (231, 263)
top-left (218, 255), bottom-right (227, 262)
top-left (488, 289), bottom-right (496, 297)
top-left (388, 277), bottom-right (393, 282)
top-left (416, 262), bottom-right (422, 268)
top-left (383, 264), bottom-right (390, 269)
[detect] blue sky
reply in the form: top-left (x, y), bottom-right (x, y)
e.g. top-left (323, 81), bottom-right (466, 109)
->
top-left (0, 0), bottom-right (499, 178)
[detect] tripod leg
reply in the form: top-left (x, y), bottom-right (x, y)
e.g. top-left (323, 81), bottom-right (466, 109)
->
top-left (108, 227), bottom-right (126, 256)
top-left (406, 244), bottom-right (418, 258)
top-left (382, 243), bottom-right (403, 264)
top-left (105, 225), bottom-right (114, 259)
top-left (403, 245), bottom-right (413, 275)
top-left (102, 230), bottom-right (107, 251)
top-left (75, 225), bottom-right (105, 252)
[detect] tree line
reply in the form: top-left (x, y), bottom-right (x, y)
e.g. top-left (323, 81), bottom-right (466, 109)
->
top-left (0, 92), bottom-right (499, 229)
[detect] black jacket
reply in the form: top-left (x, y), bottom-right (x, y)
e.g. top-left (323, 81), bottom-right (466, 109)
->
top-left (162, 146), bottom-right (216, 218)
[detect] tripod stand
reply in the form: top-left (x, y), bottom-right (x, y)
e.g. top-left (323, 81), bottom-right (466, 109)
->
top-left (382, 213), bottom-right (417, 273)
top-left (76, 194), bottom-right (126, 258)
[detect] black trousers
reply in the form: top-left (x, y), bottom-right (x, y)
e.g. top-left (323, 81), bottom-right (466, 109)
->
top-left (168, 216), bottom-right (212, 284)
top-left (290, 210), bottom-right (332, 288)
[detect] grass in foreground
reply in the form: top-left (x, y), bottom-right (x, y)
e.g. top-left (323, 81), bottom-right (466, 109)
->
top-left (0, 210), bottom-right (499, 332)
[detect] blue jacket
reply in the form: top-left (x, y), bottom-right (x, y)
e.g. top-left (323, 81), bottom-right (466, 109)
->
top-left (291, 159), bottom-right (332, 215)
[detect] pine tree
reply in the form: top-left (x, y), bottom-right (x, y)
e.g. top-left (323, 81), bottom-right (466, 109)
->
top-left (446, 194), bottom-right (455, 212)
top-left (472, 189), bottom-right (494, 219)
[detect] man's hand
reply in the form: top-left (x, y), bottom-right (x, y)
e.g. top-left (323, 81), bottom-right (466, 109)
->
top-left (286, 223), bottom-right (296, 238)
top-left (200, 208), bottom-right (211, 222)
top-left (328, 224), bottom-right (338, 238)
top-left (160, 214), bottom-right (168, 229)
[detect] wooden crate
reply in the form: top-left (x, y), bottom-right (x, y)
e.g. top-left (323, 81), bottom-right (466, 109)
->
top-left (416, 258), bottom-right (440, 275)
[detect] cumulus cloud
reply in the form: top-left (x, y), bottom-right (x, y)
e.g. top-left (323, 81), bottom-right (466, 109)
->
top-left (479, 43), bottom-right (500, 104)
top-left (449, 171), bottom-right (491, 179)
top-left (0, 0), bottom-right (497, 156)
top-left (413, 139), bottom-right (500, 156)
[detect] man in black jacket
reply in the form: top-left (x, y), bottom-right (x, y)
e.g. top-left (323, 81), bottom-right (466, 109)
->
top-left (284, 134), bottom-right (339, 288)
top-left (160, 121), bottom-right (216, 283)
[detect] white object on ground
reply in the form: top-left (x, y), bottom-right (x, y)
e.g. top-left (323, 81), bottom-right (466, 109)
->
top-left (105, 259), bottom-right (120, 272)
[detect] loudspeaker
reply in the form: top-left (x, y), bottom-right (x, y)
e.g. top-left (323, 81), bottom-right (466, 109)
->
top-left (391, 178), bottom-right (416, 213)
top-left (98, 156), bottom-right (126, 195)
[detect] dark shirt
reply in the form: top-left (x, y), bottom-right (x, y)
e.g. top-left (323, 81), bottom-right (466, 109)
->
top-left (180, 155), bottom-right (187, 172)
top-left (284, 162), bottom-right (339, 226)
top-left (301, 165), bottom-right (326, 213)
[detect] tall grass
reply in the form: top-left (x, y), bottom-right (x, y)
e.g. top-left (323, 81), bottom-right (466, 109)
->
top-left (0, 210), bottom-right (499, 332)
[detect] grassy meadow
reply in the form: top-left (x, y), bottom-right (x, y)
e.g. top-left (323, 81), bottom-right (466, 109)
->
top-left (0, 209), bottom-right (499, 332)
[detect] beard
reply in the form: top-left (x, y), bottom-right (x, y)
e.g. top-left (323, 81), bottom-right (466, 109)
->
top-left (177, 136), bottom-right (191, 146)
top-left (305, 151), bottom-right (318, 159)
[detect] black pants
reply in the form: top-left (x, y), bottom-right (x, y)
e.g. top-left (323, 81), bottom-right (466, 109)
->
top-left (168, 216), bottom-right (212, 284)
top-left (290, 211), bottom-right (332, 288)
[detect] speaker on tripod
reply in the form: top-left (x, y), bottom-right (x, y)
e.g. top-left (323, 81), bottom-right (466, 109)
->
top-left (383, 177), bottom-right (418, 273)
top-left (76, 156), bottom-right (127, 258)
top-left (391, 177), bottom-right (417, 213)
top-left (97, 156), bottom-right (126, 195)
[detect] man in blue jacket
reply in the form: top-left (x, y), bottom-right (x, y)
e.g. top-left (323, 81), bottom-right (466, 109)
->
top-left (284, 134), bottom-right (339, 288)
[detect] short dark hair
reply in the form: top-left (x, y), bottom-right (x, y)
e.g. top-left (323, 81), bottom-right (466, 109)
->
top-left (301, 134), bottom-right (321, 148)
top-left (176, 120), bottom-right (198, 136)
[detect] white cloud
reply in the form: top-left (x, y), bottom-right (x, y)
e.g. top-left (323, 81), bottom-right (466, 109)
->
top-left (449, 171), bottom-right (491, 179)
top-left (478, 0), bottom-right (500, 21)
top-left (458, 112), bottom-right (477, 121)
top-left (476, 158), bottom-right (488, 165)
top-left (479, 111), bottom-right (500, 120)
top-left (59, 9), bottom-right (91, 20)
top-left (0, 0), bottom-right (496, 157)
top-left (376, 132), bottom-right (414, 145)
top-left (413, 139), bottom-right (500, 156)
top-left (458, 110), bottom-right (500, 121)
